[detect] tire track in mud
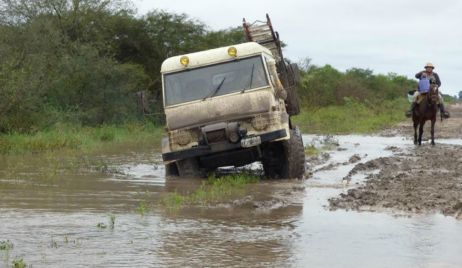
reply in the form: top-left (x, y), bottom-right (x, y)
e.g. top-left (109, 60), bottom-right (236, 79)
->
top-left (329, 104), bottom-right (462, 219)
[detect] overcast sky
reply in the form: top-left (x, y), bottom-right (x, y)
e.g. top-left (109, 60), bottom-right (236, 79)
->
top-left (133, 0), bottom-right (462, 96)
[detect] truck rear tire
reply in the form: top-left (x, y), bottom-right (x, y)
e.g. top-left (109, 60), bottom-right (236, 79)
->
top-left (262, 128), bottom-right (305, 179)
top-left (176, 158), bottom-right (205, 178)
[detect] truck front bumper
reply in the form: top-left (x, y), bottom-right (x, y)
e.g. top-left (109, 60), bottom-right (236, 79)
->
top-left (162, 129), bottom-right (287, 162)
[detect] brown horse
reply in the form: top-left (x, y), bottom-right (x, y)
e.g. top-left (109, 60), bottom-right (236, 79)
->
top-left (412, 84), bottom-right (439, 145)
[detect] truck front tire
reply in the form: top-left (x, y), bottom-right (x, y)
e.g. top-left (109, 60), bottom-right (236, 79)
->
top-left (263, 128), bottom-right (305, 179)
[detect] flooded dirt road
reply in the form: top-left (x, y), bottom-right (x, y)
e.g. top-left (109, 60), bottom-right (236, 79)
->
top-left (331, 104), bottom-right (462, 218)
top-left (1, 106), bottom-right (462, 267)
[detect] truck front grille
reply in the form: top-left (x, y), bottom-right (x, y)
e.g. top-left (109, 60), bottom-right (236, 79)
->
top-left (206, 129), bottom-right (227, 143)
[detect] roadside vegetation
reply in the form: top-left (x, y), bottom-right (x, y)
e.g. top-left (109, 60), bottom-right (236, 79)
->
top-left (1, 0), bottom-right (456, 154)
top-left (293, 63), bottom-right (417, 133)
top-left (294, 98), bottom-right (409, 134)
top-left (0, 123), bottom-right (163, 154)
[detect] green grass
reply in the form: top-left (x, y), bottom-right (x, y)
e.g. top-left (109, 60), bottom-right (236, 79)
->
top-left (0, 122), bottom-right (164, 154)
top-left (137, 201), bottom-right (149, 216)
top-left (12, 258), bottom-right (26, 268)
top-left (96, 214), bottom-right (116, 229)
top-left (109, 214), bottom-right (116, 229)
top-left (96, 222), bottom-right (107, 229)
top-left (0, 240), bottom-right (14, 251)
top-left (161, 174), bottom-right (259, 209)
top-left (304, 144), bottom-right (320, 156)
top-left (293, 98), bottom-right (408, 134)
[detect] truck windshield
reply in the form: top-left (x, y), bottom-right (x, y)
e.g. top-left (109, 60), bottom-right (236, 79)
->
top-left (163, 56), bottom-right (269, 106)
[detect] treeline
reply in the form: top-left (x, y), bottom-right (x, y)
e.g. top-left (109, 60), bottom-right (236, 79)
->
top-left (0, 0), bottom-right (417, 134)
top-left (297, 61), bottom-right (416, 108)
top-left (0, 0), bottom-right (244, 133)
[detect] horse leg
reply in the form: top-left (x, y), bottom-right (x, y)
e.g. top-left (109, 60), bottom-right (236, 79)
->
top-left (413, 120), bottom-right (418, 145)
top-left (418, 121), bottom-right (425, 146)
top-left (431, 119), bottom-right (436, 146)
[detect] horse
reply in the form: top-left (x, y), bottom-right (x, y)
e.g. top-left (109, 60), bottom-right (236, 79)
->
top-left (412, 84), bottom-right (439, 146)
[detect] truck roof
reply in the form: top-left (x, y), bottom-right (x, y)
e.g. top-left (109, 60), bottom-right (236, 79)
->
top-left (161, 42), bottom-right (273, 73)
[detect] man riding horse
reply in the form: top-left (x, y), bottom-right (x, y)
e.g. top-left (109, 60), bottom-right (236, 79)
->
top-left (406, 63), bottom-right (450, 118)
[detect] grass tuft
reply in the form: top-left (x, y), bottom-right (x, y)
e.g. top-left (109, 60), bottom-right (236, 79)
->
top-left (304, 144), bottom-right (320, 156)
top-left (161, 173), bottom-right (259, 209)
top-left (0, 240), bottom-right (14, 251)
top-left (12, 258), bottom-right (26, 268)
top-left (109, 214), bottom-right (116, 229)
top-left (137, 201), bottom-right (148, 216)
top-left (96, 222), bottom-right (107, 229)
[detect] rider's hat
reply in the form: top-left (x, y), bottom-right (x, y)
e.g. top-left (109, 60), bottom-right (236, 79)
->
top-left (424, 63), bottom-right (435, 69)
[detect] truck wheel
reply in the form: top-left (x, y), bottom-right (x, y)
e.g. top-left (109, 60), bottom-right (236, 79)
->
top-left (176, 158), bottom-right (205, 178)
top-left (262, 128), bottom-right (305, 179)
top-left (165, 162), bottom-right (179, 177)
top-left (280, 128), bottom-right (305, 178)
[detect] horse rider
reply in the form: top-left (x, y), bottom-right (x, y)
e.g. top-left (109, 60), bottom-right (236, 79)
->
top-left (406, 63), bottom-right (450, 118)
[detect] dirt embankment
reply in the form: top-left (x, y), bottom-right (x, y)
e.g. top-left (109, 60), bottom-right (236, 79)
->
top-left (329, 104), bottom-right (462, 219)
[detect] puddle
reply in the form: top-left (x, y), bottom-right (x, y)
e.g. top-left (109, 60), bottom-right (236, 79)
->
top-left (303, 135), bottom-right (410, 186)
top-left (437, 138), bottom-right (462, 146)
top-left (1, 135), bottom-right (462, 267)
top-left (296, 134), bottom-right (462, 267)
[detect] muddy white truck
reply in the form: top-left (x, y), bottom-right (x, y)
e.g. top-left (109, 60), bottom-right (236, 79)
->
top-left (161, 14), bottom-right (305, 178)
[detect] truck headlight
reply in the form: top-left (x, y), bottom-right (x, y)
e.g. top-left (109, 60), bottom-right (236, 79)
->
top-left (229, 131), bottom-right (240, 143)
top-left (171, 130), bottom-right (192, 146)
top-left (251, 115), bottom-right (268, 131)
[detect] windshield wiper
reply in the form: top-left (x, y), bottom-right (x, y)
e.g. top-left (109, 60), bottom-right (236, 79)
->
top-left (203, 76), bottom-right (226, 100)
top-left (241, 63), bottom-right (255, 93)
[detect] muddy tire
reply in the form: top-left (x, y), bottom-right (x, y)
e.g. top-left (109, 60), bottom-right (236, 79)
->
top-left (176, 158), bottom-right (205, 178)
top-left (280, 128), bottom-right (305, 178)
top-left (165, 162), bottom-right (179, 177)
top-left (262, 128), bottom-right (305, 179)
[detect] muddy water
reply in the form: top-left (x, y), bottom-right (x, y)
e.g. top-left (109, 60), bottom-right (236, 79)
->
top-left (1, 137), bottom-right (462, 267)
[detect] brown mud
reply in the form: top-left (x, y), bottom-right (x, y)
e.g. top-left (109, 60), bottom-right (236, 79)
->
top-left (330, 104), bottom-right (462, 218)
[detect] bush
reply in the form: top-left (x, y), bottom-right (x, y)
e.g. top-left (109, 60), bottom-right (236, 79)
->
top-left (293, 98), bottom-right (408, 134)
